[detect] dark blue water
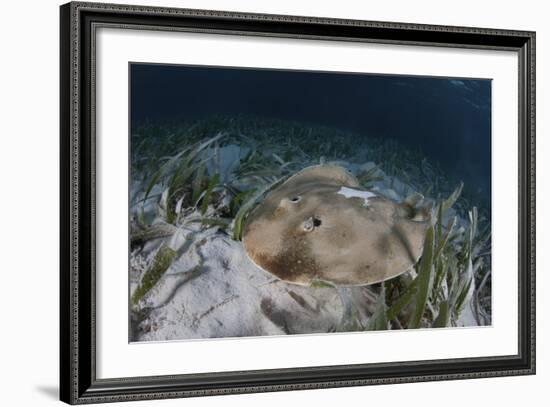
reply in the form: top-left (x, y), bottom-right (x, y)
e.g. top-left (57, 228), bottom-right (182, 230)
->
top-left (130, 63), bottom-right (491, 205)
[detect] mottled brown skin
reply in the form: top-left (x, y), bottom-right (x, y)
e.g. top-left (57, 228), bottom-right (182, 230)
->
top-left (242, 165), bottom-right (431, 286)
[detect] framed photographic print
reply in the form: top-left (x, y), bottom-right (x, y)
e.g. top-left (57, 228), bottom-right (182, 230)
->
top-left (60, 1), bottom-right (536, 404)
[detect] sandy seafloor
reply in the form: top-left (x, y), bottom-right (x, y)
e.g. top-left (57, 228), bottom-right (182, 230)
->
top-left (130, 136), bottom-right (485, 342)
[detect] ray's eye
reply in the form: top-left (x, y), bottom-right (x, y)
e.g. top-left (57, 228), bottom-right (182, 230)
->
top-left (313, 217), bottom-right (322, 227)
top-left (290, 196), bottom-right (301, 203)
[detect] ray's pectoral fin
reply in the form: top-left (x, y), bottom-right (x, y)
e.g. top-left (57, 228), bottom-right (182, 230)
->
top-left (391, 223), bottom-right (420, 264)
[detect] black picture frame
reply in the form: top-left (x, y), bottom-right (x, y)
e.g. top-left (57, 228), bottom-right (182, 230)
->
top-left (60, 2), bottom-right (536, 404)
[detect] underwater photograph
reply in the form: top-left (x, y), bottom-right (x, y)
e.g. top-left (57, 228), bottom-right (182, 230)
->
top-left (129, 63), bottom-right (492, 342)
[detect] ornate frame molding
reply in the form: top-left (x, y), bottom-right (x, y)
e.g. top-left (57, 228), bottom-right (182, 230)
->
top-left (60, 2), bottom-right (535, 404)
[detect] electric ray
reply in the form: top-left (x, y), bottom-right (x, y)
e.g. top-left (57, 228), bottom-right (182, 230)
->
top-left (242, 164), bottom-right (432, 286)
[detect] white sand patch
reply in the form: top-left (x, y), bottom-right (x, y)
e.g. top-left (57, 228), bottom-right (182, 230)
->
top-left (133, 230), bottom-right (358, 341)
